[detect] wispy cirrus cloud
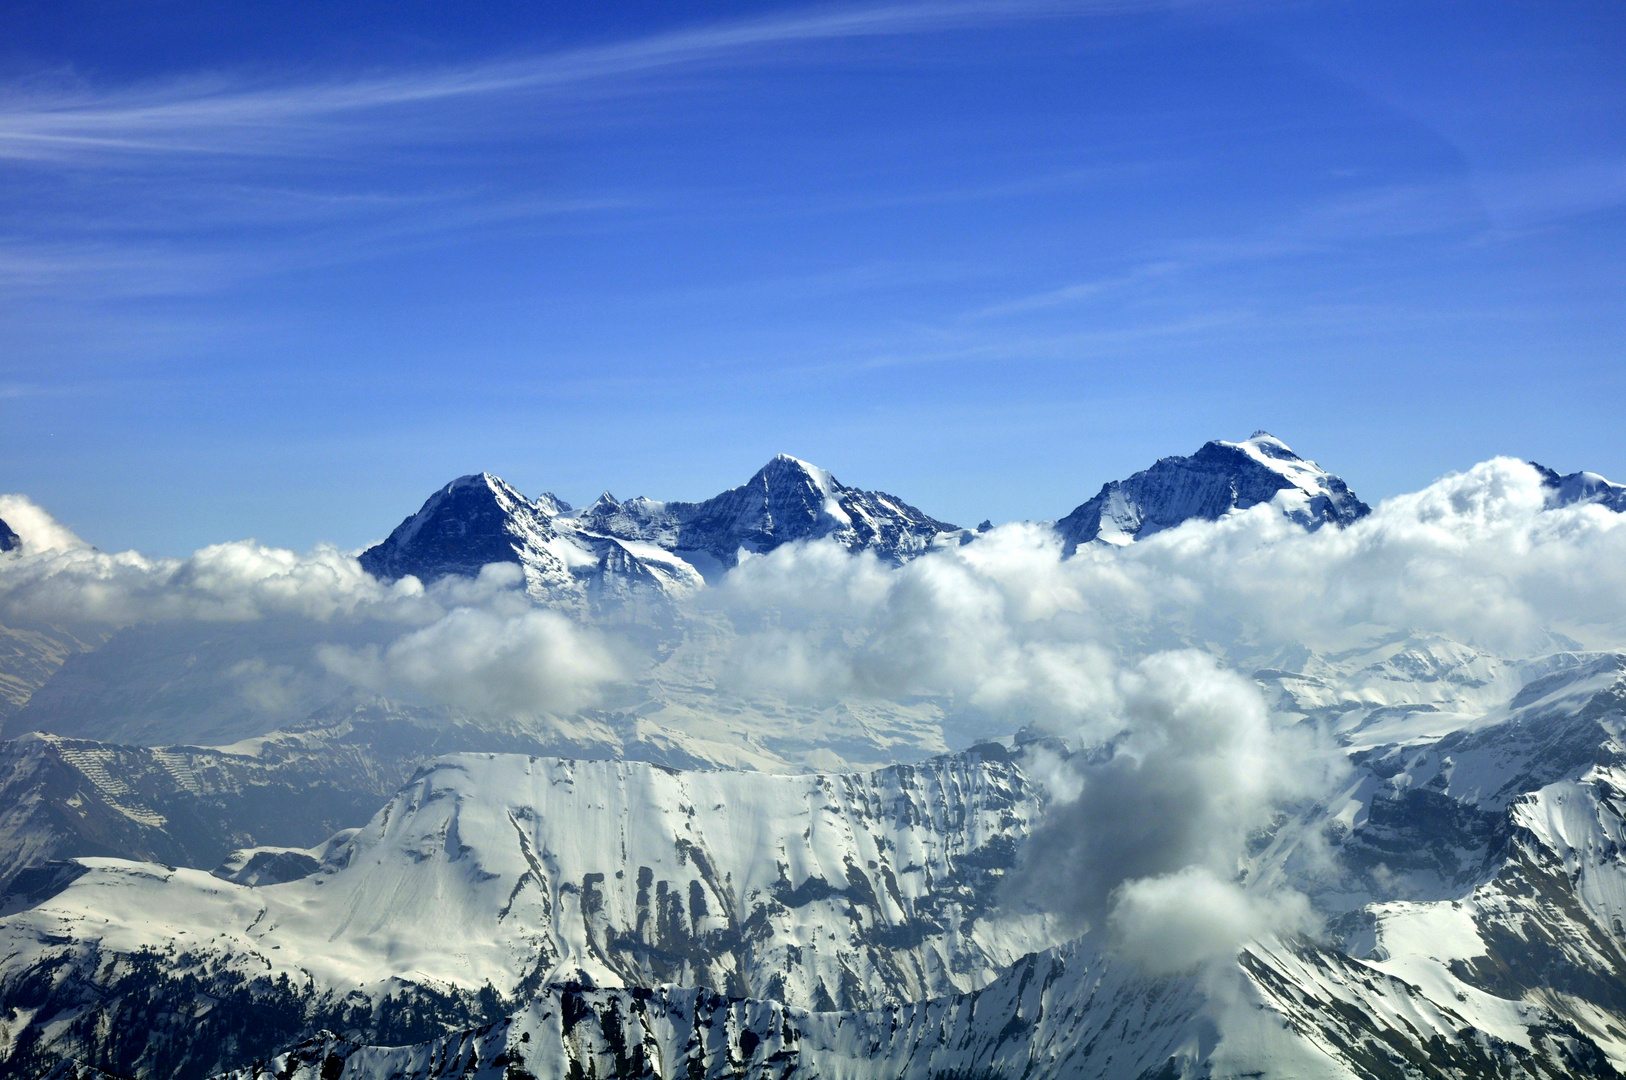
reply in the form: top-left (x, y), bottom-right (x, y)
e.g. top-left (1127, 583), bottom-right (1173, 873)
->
top-left (0, 0), bottom-right (1183, 164)
top-left (0, 0), bottom-right (1216, 303)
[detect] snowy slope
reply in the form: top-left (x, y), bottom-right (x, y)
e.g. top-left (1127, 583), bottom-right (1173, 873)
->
top-left (0, 623), bottom-right (103, 721)
top-left (0, 732), bottom-right (382, 892)
top-left (1055, 432), bottom-right (1370, 550)
top-left (1534, 462), bottom-right (1626, 512)
top-left (0, 748), bottom-right (1061, 1077)
top-left (198, 935), bottom-right (1619, 1080)
top-left (0, 696), bottom-right (880, 897)
top-left (192, 718), bottom-right (1626, 1080)
top-left (14, 660), bottom-right (1626, 1078)
top-left (1263, 652), bottom-right (1626, 912)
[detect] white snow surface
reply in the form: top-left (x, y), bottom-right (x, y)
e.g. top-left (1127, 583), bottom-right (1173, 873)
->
top-left (0, 751), bottom-right (1058, 1015)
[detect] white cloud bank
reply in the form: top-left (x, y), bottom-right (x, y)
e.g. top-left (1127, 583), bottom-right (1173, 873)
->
top-left (0, 499), bottom-right (622, 716)
top-left (317, 606), bottom-right (621, 717)
top-left (714, 458), bottom-right (1626, 708)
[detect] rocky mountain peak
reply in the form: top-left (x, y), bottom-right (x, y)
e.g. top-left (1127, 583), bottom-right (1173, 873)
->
top-left (1056, 433), bottom-right (1370, 552)
top-left (664, 455), bottom-right (954, 567)
top-left (1532, 462), bottom-right (1626, 512)
top-left (358, 472), bottom-right (556, 584)
top-left (534, 492), bottom-right (572, 516)
top-left (753, 453), bottom-right (840, 495)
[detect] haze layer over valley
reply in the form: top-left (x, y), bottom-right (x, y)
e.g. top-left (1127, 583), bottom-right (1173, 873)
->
top-left (4, 434), bottom-right (1626, 1079)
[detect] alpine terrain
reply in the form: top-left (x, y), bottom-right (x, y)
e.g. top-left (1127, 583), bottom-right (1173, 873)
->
top-left (3, 436), bottom-right (1626, 1080)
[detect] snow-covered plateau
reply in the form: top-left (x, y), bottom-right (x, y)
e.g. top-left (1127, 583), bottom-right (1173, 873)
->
top-left (4, 436), bottom-right (1626, 1079)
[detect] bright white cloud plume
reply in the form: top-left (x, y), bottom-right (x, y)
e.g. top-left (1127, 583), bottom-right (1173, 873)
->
top-left (999, 651), bottom-right (1340, 971)
top-left (318, 607), bottom-right (622, 716)
top-left (0, 517), bottom-right (622, 725)
top-left (0, 494), bottom-right (88, 555)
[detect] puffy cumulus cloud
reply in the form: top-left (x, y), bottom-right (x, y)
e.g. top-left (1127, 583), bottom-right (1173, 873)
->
top-left (0, 508), bottom-right (601, 726)
top-left (712, 460), bottom-right (1626, 701)
top-left (0, 540), bottom-right (433, 626)
top-left (1108, 868), bottom-right (1316, 975)
top-left (0, 494), bottom-right (88, 555)
top-left (318, 606), bottom-right (623, 716)
top-left (1002, 652), bottom-right (1342, 970)
top-left (0, 516), bottom-right (547, 631)
top-left (1112, 457), bottom-right (1626, 653)
top-left (712, 523), bottom-right (1122, 726)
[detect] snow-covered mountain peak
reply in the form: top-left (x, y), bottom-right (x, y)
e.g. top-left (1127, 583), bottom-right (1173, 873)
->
top-left (755, 453), bottom-right (840, 495)
top-left (433, 472), bottom-right (525, 505)
top-left (1055, 433), bottom-right (1371, 551)
top-left (533, 491), bottom-right (572, 516)
top-left (584, 491), bottom-right (621, 516)
top-left (663, 456), bottom-right (956, 568)
top-left (1231, 430), bottom-right (1301, 465)
top-left (358, 473), bottom-right (557, 585)
top-left (1532, 462), bottom-right (1626, 512)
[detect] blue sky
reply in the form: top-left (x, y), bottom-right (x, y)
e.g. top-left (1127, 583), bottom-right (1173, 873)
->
top-left (2, 0), bottom-right (1622, 554)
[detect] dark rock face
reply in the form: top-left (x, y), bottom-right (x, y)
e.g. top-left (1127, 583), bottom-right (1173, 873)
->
top-left (1532, 462), bottom-right (1626, 513)
top-left (0, 516), bottom-right (19, 553)
top-left (1056, 433), bottom-right (1369, 552)
top-left (359, 474), bottom-right (555, 584)
top-left (650, 455), bottom-right (956, 568)
top-left (0, 732), bottom-right (392, 892)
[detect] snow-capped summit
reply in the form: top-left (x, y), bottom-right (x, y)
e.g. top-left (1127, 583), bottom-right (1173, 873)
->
top-left (655, 454), bottom-right (957, 568)
top-left (358, 473), bottom-right (560, 584)
top-left (1055, 432), bottom-right (1370, 551)
top-left (360, 457), bottom-right (958, 600)
top-left (533, 491), bottom-right (572, 516)
top-left (1532, 462), bottom-right (1626, 512)
top-left (360, 474), bottom-right (699, 606)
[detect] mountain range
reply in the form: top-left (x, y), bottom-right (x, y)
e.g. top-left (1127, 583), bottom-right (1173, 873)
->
top-left (358, 454), bottom-right (960, 608)
top-left (4, 435), bottom-right (1626, 1079)
top-left (359, 434), bottom-right (1626, 599)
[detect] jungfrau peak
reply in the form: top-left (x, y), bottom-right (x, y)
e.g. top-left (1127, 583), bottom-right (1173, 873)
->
top-left (1532, 461), bottom-right (1626, 512)
top-left (1054, 431), bottom-right (1371, 552)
